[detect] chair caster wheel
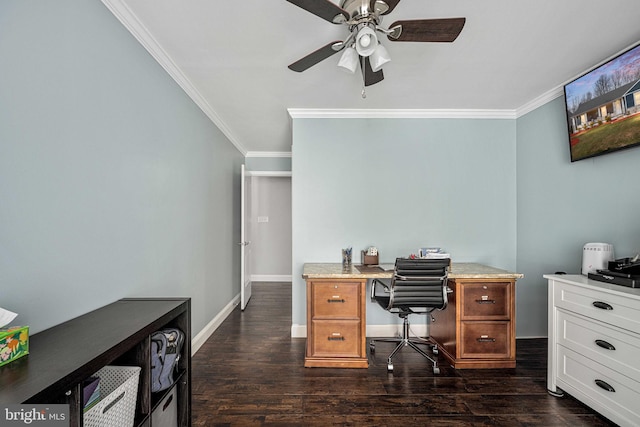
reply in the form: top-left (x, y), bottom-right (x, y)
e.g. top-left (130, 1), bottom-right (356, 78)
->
top-left (387, 363), bottom-right (393, 372)
top-left (433, 366), bottom-right (440, 374)
top-left (370, 344), bottom-right (375, 354)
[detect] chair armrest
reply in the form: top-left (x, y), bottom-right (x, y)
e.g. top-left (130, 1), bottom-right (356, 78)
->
top-left (371, 278), bottom-right (390, 301)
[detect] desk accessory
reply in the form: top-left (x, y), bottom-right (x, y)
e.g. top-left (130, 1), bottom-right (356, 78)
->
top-left (416, 247), bottom-right (450, 259)
top-left (361, 246), bottom-right (379, 265)
top-left (342, 247), bottom-right (352, 266)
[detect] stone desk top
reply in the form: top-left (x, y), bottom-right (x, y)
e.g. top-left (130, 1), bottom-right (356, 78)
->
top-left (302, 262), bottom-right (524, 280)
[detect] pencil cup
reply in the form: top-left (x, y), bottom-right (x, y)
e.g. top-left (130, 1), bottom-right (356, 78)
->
top-left (342, 249), bottom-right (352, 267)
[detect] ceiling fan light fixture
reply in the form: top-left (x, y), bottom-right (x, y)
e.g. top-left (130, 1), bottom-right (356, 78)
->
top-left (337, 46), bottom-right (358, 73)
top-left (370, 43), bottom-right (390, 72)
top-left (355, 25), bottom-right (378, 57)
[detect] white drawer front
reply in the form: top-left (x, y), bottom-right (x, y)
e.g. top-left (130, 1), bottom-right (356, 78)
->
top-left (556, 345), bottom-right (640, 427)
top-left (554, 281), bottom-right (640, 332)
top-left (557, 309), bottom-right (640, 382)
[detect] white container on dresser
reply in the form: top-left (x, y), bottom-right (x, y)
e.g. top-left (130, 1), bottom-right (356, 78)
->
top-left (545, 274), bottom-right (640, 427)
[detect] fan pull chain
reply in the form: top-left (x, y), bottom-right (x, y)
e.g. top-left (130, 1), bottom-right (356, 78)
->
top-left (361, 55), bottom-right (367, 98)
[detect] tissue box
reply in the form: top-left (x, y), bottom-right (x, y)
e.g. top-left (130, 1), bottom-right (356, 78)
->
top-left (0, 326), bottom-right (29, 367)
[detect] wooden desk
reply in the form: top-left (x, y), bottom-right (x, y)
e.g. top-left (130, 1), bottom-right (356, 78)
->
top-left (302, 263), bottom-right (523, 369)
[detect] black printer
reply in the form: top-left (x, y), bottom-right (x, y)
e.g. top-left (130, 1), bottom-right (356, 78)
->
top-left (588, 257), bottom-right (640, 288)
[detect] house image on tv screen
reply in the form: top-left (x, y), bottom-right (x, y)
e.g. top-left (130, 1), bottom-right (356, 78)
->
top-left (568, 78), bottom-right (640, 133)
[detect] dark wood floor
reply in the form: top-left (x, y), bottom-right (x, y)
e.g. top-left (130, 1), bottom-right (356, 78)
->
top-left (192, 282), bottom-right (616, 426)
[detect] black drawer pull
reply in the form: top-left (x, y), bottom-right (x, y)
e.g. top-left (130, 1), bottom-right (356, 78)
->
top-left (595, 379), bottom-right (615, 393)
top-left (592, 301), bottom-right (613, 310)
top-left (327, 299), bottom-right (346, 303)
top-left (475, 299), bottom-right (496, 304)
top-left (477, 337), bottom-right (496, 343)
top-left (595, 339), bottom-right (616, 351)
top-left (328, 336), bottom-right (345, 341)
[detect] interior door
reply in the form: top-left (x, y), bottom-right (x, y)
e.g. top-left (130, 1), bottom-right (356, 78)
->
top-left (240, 164), bottom-right (252, 310)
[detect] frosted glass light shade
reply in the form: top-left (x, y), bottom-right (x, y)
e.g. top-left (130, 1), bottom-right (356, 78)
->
top-left (370, 43), bottom-right (391, 72)
top-left (337, 47), bottom-right (358, 73)
top-left (355, 26), bottom-right (378, 57)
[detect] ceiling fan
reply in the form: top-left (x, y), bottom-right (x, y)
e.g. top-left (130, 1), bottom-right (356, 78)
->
top-left (286, 0), bottom-right (466, 88)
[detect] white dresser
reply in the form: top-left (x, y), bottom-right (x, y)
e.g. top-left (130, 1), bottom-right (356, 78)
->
top-left (545, 274), bottom-right (640, 427)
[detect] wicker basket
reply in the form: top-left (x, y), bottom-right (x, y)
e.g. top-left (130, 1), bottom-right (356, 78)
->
top-left (84, 366), bottom-right (141, 427)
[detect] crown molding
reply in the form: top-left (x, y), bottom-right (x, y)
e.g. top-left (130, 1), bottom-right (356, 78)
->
top-left (287, 108), bottom-right (517, 120)
top-left (101, 0), bottom-right (592, 153)
top-left (516, 86), bottom-right (564, 118)
top-left (515, 41), bottom-right (640, 118)
top-left (100, 0), bottom-right (248, 156)
top-left (246, 171), bottom-right (292, 177)
top-left (245, 151), bottom-right (292, 158)
top-left (287, 87), bottom-right (567, 121)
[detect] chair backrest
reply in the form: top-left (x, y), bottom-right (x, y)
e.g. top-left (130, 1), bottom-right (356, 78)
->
top-left (387, 257), bottom-right (450, 311)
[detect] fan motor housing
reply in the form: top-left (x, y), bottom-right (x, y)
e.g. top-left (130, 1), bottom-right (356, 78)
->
top-left (340, 0), bottom-right (387, 21)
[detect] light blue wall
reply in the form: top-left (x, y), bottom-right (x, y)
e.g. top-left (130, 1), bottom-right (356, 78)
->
top-left (245, 156), bottom-right (292, 172)
top-left (292, 118), bottom-right (517, 328)
top-left (292, 100), bottom-right (640, 338)
top-left (0, 0), bottom-right (243, 335)
top-left (516, 96), bottom-right (640, 337)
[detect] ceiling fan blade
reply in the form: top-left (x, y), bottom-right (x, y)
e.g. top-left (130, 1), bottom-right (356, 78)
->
top-left (362, 57), bottom-right (384, 86)
top-left (387, 18), bottom-right (466, 42)
top-left (372, 0), bottom-right (401, 15)
top-left (288, 41), bottom-right (343, 72)
top-left (286, 0), bottom-right (349, 24)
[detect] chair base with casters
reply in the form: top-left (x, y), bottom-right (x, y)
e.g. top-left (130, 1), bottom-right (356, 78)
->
top-left (369, 257), bottom-right (450, 374)
top-left (369, 311), bottom-right (441, 374)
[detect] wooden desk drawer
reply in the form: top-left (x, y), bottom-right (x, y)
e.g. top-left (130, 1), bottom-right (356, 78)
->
top-left (311, 282), bottom-right (360, 318)
top-left (557, 309), bottom-right (640, 382)
top-left (309, 320), bottom-right (361, 358)
top-left (460, 321), bottom-right (511, 358)
top-left (461, 282), bottom-right (511, 320)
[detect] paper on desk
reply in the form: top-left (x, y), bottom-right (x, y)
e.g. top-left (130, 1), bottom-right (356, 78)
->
top-left (0, 307), bottom-right (18, 328)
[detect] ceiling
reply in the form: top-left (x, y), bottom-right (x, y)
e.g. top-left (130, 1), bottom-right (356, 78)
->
top-left (102, 0), bottom-right (640, 155)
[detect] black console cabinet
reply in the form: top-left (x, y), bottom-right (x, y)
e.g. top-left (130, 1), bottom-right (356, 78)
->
top-left (0, 298), bottom-right (191, 427)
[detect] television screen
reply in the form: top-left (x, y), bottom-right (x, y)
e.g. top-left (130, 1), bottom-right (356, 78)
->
top-left (564, 43), bottom-right (640, 162)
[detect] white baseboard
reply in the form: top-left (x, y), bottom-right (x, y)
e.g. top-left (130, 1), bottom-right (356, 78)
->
top-left (291, 324), bottom-right (306, 338)
top-left (191, 294), bottom-right (240, 356)
top-left (367, 324), bottom-right (428, 338)
top-left (291, 323), bottom-right (428, 338)
top-left (251, 274), bottom-right (292, 282)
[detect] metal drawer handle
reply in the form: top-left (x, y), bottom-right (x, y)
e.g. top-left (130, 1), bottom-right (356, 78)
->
top-left (592, 301), bottom-right (613, 310)
top-left (475, 299), bottom-right (496, 304)
top-left (328, 336), bottom-right (345, 341)
top-left (477, 337), bottom-right (496, 343)
top-left (327, 299), bottom-right (346, 303)
top-left (595, 339), bottom-right (616, 351)
top-left (595, 379), bottom-right (615, 393)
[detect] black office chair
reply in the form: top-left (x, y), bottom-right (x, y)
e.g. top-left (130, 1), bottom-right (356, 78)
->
top-left (369, 257), bottom-right (450, 374)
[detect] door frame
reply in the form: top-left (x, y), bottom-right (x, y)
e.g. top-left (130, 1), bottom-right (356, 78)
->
top-left (241, 169), bottom-right (291, 310)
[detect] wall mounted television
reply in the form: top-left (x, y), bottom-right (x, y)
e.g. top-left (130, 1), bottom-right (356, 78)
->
top-left (564, 43), bottom-right (640, 162)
